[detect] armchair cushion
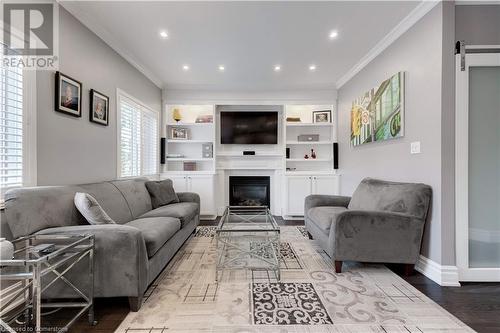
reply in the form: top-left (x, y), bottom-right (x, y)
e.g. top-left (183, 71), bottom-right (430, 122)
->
top-left (348, 178), bottom-right (432, 219)
top-left (334, 210), bottom-right (425, 263)
top-left (126, 217), bottom-right (180, 257)
top-left (139, 202), bottom-right (199, 227)
top-left (307, 206), bottom-right (348, 234)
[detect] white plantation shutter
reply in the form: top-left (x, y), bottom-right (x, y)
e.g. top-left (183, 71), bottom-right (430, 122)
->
top-left (0, 65), bottom-right (23, 189)
top-left (118, 93), bottom-right (158, 177)
top-left (142, 110), bottom-right (158, 175)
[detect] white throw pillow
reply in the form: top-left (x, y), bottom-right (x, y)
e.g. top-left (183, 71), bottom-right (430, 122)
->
top-left (74, 192), bottom-right (116, 225)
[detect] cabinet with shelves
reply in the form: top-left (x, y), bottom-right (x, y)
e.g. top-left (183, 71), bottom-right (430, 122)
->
top-left (284, 175), bottom-right (340, 216)
top-left (163, 174), bottom-right (216, 216)
top-left (163, 105), bottom-right (216, 174)
top-left (284, 105), bottom-right (336, 173)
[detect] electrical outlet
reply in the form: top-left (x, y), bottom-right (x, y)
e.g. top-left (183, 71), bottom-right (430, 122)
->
top-left (411, 141), bottom-right (421, 154)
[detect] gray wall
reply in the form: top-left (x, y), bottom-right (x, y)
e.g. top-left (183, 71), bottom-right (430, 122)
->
top-left (455, 5), bottom-right (500, 45)
top-left (440, 1), bottom-right (456, 267)
top-left (337, 4), bottom-right (446, 264)
top-left (36, 7), bottom-right (162, 185)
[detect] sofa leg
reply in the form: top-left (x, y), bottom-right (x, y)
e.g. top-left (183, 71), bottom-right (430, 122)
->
top-left (307, 232), bottom-right (313, 240)
top-left (334, 261), bottom-right (342, 273)
top-left (404, 264), bottom-right (415, 276)
top-left (128, 296), bottom-right (143, 312)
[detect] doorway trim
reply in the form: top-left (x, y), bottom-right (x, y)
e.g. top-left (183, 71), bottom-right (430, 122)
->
top-left (455, 49), bottom-right (500, 281)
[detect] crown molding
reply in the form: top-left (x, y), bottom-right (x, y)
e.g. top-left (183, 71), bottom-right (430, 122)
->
top-left (335, 1), bottom-right (440, 89)
top-left (58, 1), bottom-right (164, 89)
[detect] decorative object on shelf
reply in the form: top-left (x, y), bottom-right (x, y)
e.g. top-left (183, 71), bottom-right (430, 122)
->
top-left (351, 71), bottom-right (405, 146)
top-left (286, 167), bottom-right (297, 171)
top-left (311, 149), bottom-right (316, 159)
top-left (298, 134), bottom-right (319, 142)
top-left (286, 148), bottom-right (290, 159)
top-left (183, 161), bottom-right (197, 171)
top-left (55, 71), bottom-right (82, 117)
top-left (195, 114), bottom-right (213, 123)
top-left (170, 127), bottom-right (189, 140)
top-left (89, 89), bottom-right (109, 126)
top-left (286, 117), bottom-right (301, 122)
top-left (166, 153), bottom-right (184, 158)
top-left (313, 110), bottom-right (331, 123)
top-left (172, 108), bottom-right (182, 122)
top-left (202, 143), bottom-right (213, 158)
top-left (304, 154), bottom-right (309, 159)
top-left (0, 238), bottom-right (14, 260)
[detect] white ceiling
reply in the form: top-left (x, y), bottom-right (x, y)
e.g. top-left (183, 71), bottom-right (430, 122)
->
top-left (61, 1), bottom-right (421, 90)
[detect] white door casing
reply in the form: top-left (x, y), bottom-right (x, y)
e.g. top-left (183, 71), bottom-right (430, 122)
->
top-left (455, 51), bottom-right (500, 282)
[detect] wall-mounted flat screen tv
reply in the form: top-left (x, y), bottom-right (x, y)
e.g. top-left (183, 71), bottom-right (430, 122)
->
top-left (221, 111), bottom-right (278, 144)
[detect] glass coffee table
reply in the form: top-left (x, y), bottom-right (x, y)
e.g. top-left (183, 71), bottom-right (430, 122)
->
top-left (216, 206), bottom-right (280, 281)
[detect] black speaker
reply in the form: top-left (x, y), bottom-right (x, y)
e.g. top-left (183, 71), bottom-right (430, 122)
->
top-left (160, 137), bottom-right (166, 164)
top-left (286, 148), bottom-right (290, 159)
top-left (333, 142), bottom-right (339, 169)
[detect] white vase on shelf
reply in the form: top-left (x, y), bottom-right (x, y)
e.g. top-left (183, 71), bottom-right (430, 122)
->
top-left (0, 238), bottom-right (14, 260)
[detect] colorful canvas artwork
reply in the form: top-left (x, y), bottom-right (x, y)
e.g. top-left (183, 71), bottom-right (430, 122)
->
top-left (351, 71), bottom-right (405, 146)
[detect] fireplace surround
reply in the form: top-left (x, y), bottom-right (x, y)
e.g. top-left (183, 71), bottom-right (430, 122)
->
top-left (229, 176), bottom-right (271, 208)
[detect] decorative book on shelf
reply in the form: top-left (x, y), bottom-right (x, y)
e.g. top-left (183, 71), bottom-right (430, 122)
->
top-left (183, 162), bottom-right (197, 171)
top-left (286, 117), bottom-right (301, 122)
top-left (195, 115), bottom-right (213, 123)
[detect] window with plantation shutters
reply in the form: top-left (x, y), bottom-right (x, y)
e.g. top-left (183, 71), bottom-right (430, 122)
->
top-left (0, 65), bottom-right (23, 189)
top-left (118, 92), bottom-right (159, 177)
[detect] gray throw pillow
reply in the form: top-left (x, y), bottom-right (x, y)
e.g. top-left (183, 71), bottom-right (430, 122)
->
top-left (145, 179), bottom-right (179, 209)
top-left (74, 192), bottom-right (116, 225)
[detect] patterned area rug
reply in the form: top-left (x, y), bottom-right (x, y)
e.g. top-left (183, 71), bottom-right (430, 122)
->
top-left (114, 226), bottom-right (474, 333)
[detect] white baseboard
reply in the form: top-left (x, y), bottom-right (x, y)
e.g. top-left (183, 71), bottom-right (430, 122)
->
top-left (415, 255), bottom-right (461, 287)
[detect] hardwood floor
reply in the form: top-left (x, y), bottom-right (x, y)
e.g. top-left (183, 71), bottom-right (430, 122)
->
top-left (62, 219), bottom-right (500, 333)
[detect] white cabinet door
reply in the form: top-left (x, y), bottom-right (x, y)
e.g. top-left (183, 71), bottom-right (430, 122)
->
top-left (285, 176), bottom-right (312, 216)
top-left (188, 175), bottom-right (215, 216)
top-left (168, 176), bottom-right (188, 192)
top-left (312, 176), bottom-right (340, 196)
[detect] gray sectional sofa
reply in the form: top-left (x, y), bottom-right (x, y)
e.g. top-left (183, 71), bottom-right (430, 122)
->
top-left (4, 177), bottom-right (200, 311)
top-left (305, 178), bottom-right (432, 274)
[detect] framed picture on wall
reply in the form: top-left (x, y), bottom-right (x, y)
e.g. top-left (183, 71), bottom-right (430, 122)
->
top-left (313, 110), bottom-right (331, 123)
top-left (89, 89), bottom-right (109, 126)
top-left (55, 71), bottom-right (82, 117)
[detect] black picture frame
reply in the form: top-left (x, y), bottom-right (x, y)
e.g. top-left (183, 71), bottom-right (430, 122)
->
top-left (312, 110), bottom-right (332, 123)
top-left (89, 89), bottom-right (109, 126)
top-left (55, 71), bottom-right (82, 117)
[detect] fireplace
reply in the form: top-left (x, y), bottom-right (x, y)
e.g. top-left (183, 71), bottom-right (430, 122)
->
top-left (229, 176), bottom-right (270, 208)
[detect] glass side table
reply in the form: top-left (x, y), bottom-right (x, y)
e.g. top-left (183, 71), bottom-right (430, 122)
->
top-left (0, 234), bottom-right (95, 332)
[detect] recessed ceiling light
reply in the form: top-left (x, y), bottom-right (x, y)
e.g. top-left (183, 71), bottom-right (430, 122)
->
top-left (159, 30), bottom-right (168, 39)
top-left (329, 30), bottom-right (338, 39)
top-left (218, 65), bottom-right (225, 71)
top-left (182, 65), bottom-right (190, 71)
top-left (309, 64), bottom-right (317, 71)
top-left (274, 65), bottom-right (281, 72)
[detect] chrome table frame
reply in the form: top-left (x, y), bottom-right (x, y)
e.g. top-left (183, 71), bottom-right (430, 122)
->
top-left (215, 206), bottom-right (280, 281)
top-left (0, 234), bottom-right (95, 332)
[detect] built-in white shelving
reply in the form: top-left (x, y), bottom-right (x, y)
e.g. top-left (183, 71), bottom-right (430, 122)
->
top-left (163, 104), bottom-right (216, 174)
top-left (284, 104), bottom-right (336, 173)
top-left (286, 141), bottom-right (333, 145)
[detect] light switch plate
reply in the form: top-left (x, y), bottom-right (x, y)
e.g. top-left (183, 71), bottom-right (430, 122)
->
top-left (411, 141), bottom-right (421, 154)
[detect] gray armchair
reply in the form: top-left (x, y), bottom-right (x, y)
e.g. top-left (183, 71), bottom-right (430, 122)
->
top-left (305, 178), bottom-right (432, 274)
